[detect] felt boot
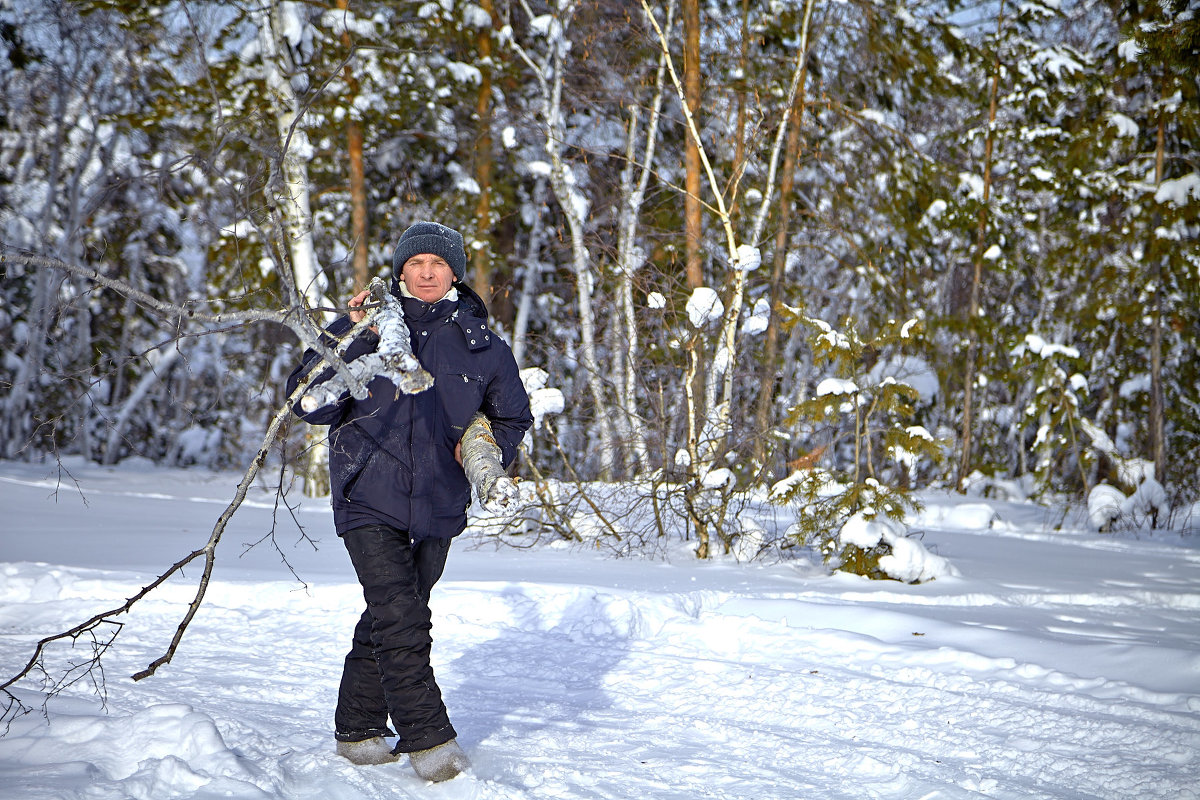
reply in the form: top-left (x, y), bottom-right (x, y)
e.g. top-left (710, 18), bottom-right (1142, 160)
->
top-left (409, 738), bottom-right (470, 782)
top-left (336, 736), bottom-right (401, 766)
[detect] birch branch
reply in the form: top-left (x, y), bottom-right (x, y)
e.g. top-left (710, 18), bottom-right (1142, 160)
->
top-left (718, 0), bottom-right (817, 420)
top-left (639, 0), bottom-right (738, 262)
top-left (461, 413), bottom-right (519, 511)
top-left (2, 356), bottom-right (327, 707)
top-left (299, 277), bottom-right (432, 410)
top-left (0, 259), bottom-right (433, 717)
top-left (0, 250), bottom-right (370, 402)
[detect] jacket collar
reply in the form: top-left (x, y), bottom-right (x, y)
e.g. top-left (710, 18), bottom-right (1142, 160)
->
top-left (395, 281), bottom-right (493, 351)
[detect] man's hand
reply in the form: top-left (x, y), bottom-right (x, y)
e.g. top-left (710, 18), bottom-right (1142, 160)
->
top-left (348, 289), bottom-right (380, 335)
top-left (347, 289), bottom-right (371, 324)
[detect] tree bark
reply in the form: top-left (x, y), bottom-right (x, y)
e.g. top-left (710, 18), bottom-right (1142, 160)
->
top-left (682, 0), bottom-right (703, 290)
top-left (1149, 70), bottom-right (1168, 488)
top-left (472, 0), bottom-right (497, 306)
top-left (753, 64), bottom-right (809, 471)
top-left (956, 1), bottom-right (1005, 492)
top-left (255, 3), bottom-right (333, 498)
top-left (509, 0), bottom-right (618, 476)
top-left (338, 0), bottom-right (369, 291)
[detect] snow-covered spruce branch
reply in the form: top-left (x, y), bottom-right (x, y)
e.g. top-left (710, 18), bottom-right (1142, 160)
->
top-left (299, 278), bottom-right (432, 409)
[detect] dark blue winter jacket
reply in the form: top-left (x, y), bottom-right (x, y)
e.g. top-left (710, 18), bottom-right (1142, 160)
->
top-left (286, 284), bottom-right (532, 539)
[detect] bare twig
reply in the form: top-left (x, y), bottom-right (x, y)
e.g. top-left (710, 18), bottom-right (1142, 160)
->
top-left (0, 362), bottom-right (324, 713)
top-left (0, 250), bottom-right (369, 402)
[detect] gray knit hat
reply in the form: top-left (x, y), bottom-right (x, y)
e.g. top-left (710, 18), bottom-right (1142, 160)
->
top-left (391, 221), bottom-right (468, 282)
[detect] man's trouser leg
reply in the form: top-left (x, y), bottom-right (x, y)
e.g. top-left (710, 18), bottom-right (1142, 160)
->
top-left (334, 524), bottom-right (456, 752)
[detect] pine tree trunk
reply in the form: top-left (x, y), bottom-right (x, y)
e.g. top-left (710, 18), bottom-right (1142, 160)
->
top-left (472, 0), bottom-right (497, 305)
top-left (956, 2), bottom-right (1005, 492)
top-left (753, 84), bottom-right (806, 471)
top-left (682, 0), bottom-right (703, 291)
top-left (338, 0), bottom-right (369, 291)
top-left (1148, 71), bottom-right (1168, 490)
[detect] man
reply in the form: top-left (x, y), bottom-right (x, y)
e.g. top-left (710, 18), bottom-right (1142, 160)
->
top-left (287, 221), bottom-right (532, 782)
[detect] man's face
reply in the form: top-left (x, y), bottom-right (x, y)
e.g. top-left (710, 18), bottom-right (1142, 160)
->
top-left (400, 254), bottom-right (455, 303)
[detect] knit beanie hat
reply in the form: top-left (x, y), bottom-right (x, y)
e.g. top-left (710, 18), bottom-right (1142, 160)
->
top-left (391, 221), bottom-right (468, 283)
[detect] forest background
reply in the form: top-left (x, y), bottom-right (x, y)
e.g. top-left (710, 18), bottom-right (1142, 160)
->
top-left (1, 0), bottom-right (1197, 559)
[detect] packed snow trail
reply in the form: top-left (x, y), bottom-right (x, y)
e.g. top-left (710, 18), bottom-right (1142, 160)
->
top-left (1, 460), bottom-right (1198, 799)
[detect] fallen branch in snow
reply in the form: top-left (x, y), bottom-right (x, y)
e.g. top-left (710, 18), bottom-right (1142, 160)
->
top-left (0, 364), bottom-right (326, 719)
top-left (0, 255), bottom-right (407, 724)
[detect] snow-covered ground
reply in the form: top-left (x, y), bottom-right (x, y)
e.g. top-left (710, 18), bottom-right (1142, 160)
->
top-left (1, 458), bottom-right (1198, 799)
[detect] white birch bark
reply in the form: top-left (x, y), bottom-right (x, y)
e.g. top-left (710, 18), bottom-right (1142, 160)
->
top-left (639, 0), bottom-right (815, 555)
top-left (641, 0), bottom-right (814, 464)
top-left (254, 1), bottom-right (329, 318)
top-left (611, 1), bottom-right (673, 474)
top-left (512, 176), bottom-right (549, 368)
top-left (461, 413), bottom-right (519, 511)
top-left (711, 0), bottom-right (816, 448)
top-left (298, 279), bottom-right (433, 411)
top-left (253, 1), bottom-right (334, 497)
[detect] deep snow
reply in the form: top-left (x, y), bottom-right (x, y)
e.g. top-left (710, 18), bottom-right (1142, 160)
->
top-left (0, 458), bottom-right (1197, 799)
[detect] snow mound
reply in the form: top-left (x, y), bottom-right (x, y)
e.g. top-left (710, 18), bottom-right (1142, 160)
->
top-left (1088, 484), bottom-right (1126, 531)
top-left (914, 502), bottom-right (999, 531)
top-left (0, 702), bottom-right (265, 799)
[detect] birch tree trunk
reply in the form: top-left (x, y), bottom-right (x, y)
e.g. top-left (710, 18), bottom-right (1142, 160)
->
top-left (255, 1), bottom-right (333, 497)
top-left (510, 0), bottom-right (618, 477)
top-left (642, 0), bottom-right (812, 554)
top-left (612, 2), bottom-right (672, 475)
top-left (711, 2), bottom-right (814, 464)
top-left (512, 177), bottom-right (548, 368)
top-left (102, 347), bottom-right (182, 466)
top-left (3, 41), bottom-right (74, 460)
top-left (613, 106), bottom-right (654, 475)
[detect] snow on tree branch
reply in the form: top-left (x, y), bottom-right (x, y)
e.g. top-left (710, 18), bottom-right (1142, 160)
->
top-left (299, 278), bottom-right (432, 410)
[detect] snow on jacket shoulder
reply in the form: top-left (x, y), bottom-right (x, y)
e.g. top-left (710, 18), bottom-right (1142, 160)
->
top-left (285, 286), bottom-right (533, 539)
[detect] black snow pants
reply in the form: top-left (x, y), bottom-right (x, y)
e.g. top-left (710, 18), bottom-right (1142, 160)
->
top-left (334, 524), bottom-right (457, 753)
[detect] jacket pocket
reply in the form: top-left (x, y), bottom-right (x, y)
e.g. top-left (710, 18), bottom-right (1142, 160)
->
top-left (437, 371), bottom-right (486, 437)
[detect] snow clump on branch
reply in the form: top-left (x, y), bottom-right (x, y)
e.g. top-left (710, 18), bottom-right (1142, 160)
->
top-left (733, 244), bottom-right (761, 272)
top-left (686, 287), bottom-right (723, 328)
